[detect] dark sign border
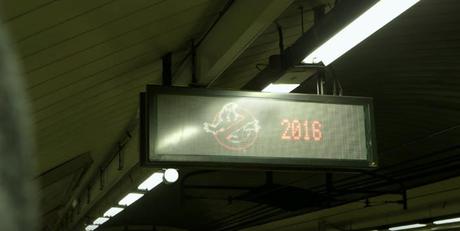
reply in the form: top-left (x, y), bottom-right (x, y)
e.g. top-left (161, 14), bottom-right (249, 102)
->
top-left (140, 85), bottom-right (378, 170)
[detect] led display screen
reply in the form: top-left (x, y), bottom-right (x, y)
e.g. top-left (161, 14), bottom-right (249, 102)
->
top-left (141, 86), bottom-right (377, 169)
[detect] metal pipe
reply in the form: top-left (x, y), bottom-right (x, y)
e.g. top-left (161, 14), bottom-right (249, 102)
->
top-left (162, 52), bottom-right (172, 86)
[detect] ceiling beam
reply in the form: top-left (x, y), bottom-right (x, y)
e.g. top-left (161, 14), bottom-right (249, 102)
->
top-left (173, 0), bottom-right (294, 87)
top-left (242, 0), bottom-right (378, 91)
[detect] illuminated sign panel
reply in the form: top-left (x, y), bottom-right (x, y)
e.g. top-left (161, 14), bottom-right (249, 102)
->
top-left (140, 86), bottom-right (377, 169)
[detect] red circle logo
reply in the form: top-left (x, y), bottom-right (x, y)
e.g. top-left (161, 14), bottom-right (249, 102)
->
top-left (203, 103), bottom-right (260, 151)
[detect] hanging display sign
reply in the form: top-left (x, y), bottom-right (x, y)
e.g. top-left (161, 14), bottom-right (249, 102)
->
top-left (140, 85), bottom-right (377, 169)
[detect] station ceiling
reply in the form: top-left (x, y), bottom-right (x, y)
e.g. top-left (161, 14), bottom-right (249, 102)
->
top-left (1, 0), bottom-right (459, 230)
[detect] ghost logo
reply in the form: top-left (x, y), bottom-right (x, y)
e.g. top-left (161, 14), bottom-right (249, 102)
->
top-left (203, 103), bottom-right (260, 151)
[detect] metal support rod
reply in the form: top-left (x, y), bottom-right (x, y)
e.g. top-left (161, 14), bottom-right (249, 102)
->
top-left (333, 78), bottom-right (337, 95)
top-left (86, 187), bottom-right (90, 204)
top-left (99, 168), bottom-right (104, 190)
top-left (191, 40), bottom-right (197, 84)
top-left (316, 71), bottom-right (325, 95)
top-left (402, 190), bottom-right (408, 210)
top-left (162, 52), bottom-right (172, 86)
top-left (316, 75), bottom-right (321, 94)
top-left (275, 22), bottom-right (286, 71)
top-left (117, 142), bottom-right (124, 170)
top-left (276, 22), bottom-right (285, 57)
top-left (337, 79), bottom-right (343, 96)
top-left (299, 6), bottom-right (305, 34)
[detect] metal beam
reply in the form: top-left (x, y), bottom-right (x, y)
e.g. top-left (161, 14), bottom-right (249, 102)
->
top-left (173, 0), bottom-right (294, 86)
top-left (162, 53), bottom-right (172, 86)
top-left (35, 152), bottom-right (92, 189)
top-left (242, 0), bottom-right (379, 91)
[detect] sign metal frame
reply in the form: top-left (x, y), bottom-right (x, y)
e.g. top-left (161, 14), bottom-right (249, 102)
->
top-left (140, 85), bottom-right (377, 170)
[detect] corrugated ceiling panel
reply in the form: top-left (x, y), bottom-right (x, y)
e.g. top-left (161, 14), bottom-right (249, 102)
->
top-left (2, 0), bottom-right (225, 174)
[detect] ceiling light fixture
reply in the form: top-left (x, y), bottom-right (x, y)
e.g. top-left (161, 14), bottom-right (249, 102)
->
top-left (262, 83), bottom-right (299, 93)
top-left (138, 172), bottom-right (164, 191)
top-left (93, 217), bottom-right (109, 225)
top-left (164, 168), bottom-right (179, 183)
top-left (388, 223), bottom-right (426, 231)
top-left (302, 0), bottom-right (419, 66)
top-left (85, 224), bottom-right (99, 231)
top-left (118, 193), bottom-right (144, 206)
top-left (433, 217), bottom-right (460, 225)
top-left (103, 207), bottom-right (124, 217)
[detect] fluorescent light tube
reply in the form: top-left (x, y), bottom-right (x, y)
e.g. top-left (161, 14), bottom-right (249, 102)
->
top-left (93, 217), bottom-right (109, 225)
top-left (389, 223), bottom-right (426, 230)
top-left (103, 207), bottom-right (124, 217)
top-left (138, 172), bottom-right (164, 191)
top-left (302, 0), bottom-right (419, 66)
top-left (118, 193), bottom-right (144, 206)
top-left (85, 225), bottom-right (99, 231)
top-left (262, 83), bottom-right (299, 93)
top-left (433, 217), bottom-right (460, 225)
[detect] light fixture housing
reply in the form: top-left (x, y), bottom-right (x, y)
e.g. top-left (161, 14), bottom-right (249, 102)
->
top-left (93, 217), bottom-right (109, 225)
top-left (389, 223), bottom-right (427, 231)
top-left (103, 207), bottom-right (124, 217)
top-left (85, 224), bottom-right (99, 231)
top-left (164, 168), bottom-right (179, 183)
top-left (262, 83), bottom-right (299, 93)
top-left (138, 172), bottom-right (164, 191)
top-left (118, 193), bottom-right (144, 206)
top-left (433, 217), bottom-right (460, 225)
top-left (302, 0), bottom-right (419, 66)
